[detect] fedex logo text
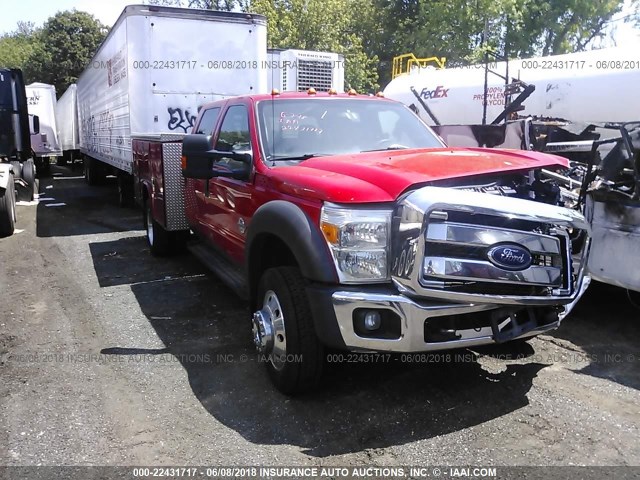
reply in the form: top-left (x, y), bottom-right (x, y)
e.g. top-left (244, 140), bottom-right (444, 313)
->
top-left (419, 85), bottom-right (449, 99)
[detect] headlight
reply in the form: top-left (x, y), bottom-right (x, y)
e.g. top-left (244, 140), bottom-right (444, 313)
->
top-left (320, 204), bottom-right (392, 283)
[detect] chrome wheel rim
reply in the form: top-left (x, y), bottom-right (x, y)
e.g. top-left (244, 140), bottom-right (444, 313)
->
top-left (146, 205), bottom-right (154, 245)
top-left (252, 289), bottom-right (287, 371)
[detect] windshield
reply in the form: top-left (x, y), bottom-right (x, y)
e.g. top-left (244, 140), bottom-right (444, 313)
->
top-left (256, 98), bottom-right (445, 162)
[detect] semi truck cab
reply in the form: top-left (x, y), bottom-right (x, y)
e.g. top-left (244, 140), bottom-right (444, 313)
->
top-left (0, 68), bottom-right (39, 237)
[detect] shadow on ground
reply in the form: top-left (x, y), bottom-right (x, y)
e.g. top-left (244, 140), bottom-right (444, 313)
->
top-left (35, 164), bottom-right (142, 238)
top-left (90, 234), bottom-right (547, 456)
top-left (551, 281), bottom-right (640, 391)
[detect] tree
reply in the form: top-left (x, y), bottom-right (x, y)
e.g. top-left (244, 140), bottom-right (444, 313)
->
top-left (0, 22), bottom-right (41, 71)
top-left (247, 0), bottom-right (380, 92)
top-left (26, 10), bottom-right (108, 95)
top-left (364, 0), bottom-right (635, 86)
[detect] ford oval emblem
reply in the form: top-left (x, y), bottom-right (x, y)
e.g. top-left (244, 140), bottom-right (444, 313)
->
top-left (487, 244), bottom-right (533, 271)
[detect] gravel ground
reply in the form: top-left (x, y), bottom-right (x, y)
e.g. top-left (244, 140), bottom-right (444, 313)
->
top-left (1, 165), bottom-right (640, 469)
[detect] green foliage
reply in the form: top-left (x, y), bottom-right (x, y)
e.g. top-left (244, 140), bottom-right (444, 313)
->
top-left (248, 0), bottom-right (380, 92)
top-left (0, 11), bottom-right (106, 96)
top-left (0, 22), bottom-right (40, 71)
top-left (1, 0), bottom-right (637, 95)
top-left (33, 10), bottom-right (108, 95)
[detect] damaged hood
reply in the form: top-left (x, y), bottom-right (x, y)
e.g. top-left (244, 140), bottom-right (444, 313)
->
top-left (270, 147), bottom-right (569, 203)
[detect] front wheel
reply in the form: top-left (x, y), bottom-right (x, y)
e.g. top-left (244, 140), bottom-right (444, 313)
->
top-left (253, 267), bottom-right (324, 395)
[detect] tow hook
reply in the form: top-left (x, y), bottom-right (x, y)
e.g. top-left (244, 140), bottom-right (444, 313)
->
top-left (252, 310), bottom-right (274, 354)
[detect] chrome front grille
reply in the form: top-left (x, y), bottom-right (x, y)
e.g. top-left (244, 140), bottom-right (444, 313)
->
top-left (421, 218), bottom-right (568, 295)
top-left (391, 186), bottom-right (591, 306)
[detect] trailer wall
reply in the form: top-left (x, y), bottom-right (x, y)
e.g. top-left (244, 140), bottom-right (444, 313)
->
top-left (26, 83), bottom-right (61, 157)
top-left (77, 5), bottom-right (267, 174)
top-left (56, 84), bottom-right (79, 152)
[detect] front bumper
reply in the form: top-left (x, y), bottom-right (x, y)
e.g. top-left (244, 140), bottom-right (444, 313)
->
top-left (308, 276), bottom-right (590, 352)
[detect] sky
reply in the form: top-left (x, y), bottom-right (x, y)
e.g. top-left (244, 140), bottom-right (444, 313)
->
top-left (0, 0), bottom-right (638, 48)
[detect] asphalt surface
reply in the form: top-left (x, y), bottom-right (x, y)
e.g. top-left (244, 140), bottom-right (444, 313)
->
top-left (1, 164), bottom-right (640, 467)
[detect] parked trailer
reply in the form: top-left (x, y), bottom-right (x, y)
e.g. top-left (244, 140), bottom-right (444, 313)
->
top-left (55, 83), bottom-right (80, 165)
top-left (384, 47), bottom-right (640, 126)
top-left (385, 48), bottom-right (640, 293)
top-left (26, 82), bottom-right (61, 174)
top-left (76, 5), bottom-right (267, 206)
top-left (0, 68), bottom-right (39, 236)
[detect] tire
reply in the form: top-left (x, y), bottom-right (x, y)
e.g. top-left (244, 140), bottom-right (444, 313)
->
top-left (0, 174), bottom-right (16, 238)
top-left (144, 200), bottom-right (171, 256)
top-left (35, 157), bottom-right (50, 177)
top-left (19, 160), bottom-right (37, 202)
top-left (10, 161), bottom-right (22, 180)
top-left (84, 157), bottom-right (106, 186)
top-left (254, 267), bottom-right (324, 395)
top-left (117, 174), bottom-right (135, 208)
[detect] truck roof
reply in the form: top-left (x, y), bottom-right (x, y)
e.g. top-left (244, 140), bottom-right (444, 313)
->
top-left (112, 4), bottom-right (266, 27)
top-left (200, 91), bottom-right (394, 109)
top-left (78, 4), bottom-right (267, 85)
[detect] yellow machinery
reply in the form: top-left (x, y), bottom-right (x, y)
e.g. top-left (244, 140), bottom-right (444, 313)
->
top-left (391, 53), bottom-right (446, 79)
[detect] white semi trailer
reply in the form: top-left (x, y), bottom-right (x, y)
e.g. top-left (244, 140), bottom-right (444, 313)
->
top-left (76, 4), bottom-right (267, 205)
top-left (26, 82), bottom-right (62, 174)
top-left (55, 83), bottom-right (80, 165)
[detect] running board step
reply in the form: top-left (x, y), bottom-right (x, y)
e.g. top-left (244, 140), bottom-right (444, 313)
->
top-left (187, 241), bottom-right (248, 300)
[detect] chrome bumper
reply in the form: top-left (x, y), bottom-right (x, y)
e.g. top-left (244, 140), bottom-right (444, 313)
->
top-left (330, 283), bottom-right (589, 352)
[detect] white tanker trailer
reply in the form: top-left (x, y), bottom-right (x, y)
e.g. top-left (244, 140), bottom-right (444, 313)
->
top-left (385, 47), bottom-right (640, 295)
top-left (384, 46), bottom-right (640, 126)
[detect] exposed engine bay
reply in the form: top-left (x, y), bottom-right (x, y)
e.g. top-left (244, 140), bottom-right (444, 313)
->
top-left (434, 120), bottom-right (640, 293)
top-left (433, 169), bottom-right (564, 206)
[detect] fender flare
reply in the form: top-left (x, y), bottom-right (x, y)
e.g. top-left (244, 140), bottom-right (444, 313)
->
top-left (245, 200), bottom-right (337, 288)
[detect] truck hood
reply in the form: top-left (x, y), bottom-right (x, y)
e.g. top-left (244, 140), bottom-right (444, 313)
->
top-left (270, 147), bottom-right (569, 203)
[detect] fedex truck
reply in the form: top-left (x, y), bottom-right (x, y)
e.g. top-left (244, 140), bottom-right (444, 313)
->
top-left (383, 46), bottom-right (640, 126)
top-left (385, 47), bottom-right (640, 294)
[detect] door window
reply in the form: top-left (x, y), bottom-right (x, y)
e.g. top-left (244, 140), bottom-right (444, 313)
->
top-left (194, 107), bottom-right (221, 135)
top-left (214, 105), bottom-right (251, 172)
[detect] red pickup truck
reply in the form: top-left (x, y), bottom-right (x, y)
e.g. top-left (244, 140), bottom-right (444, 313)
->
top-left (133, 91), bottom-right (591, 394)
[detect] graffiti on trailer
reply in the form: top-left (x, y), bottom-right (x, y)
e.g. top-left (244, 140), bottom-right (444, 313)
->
top-left (81, 110), bottom-right (116, 156)
top-left (167, 107), bottom-right (197, 133)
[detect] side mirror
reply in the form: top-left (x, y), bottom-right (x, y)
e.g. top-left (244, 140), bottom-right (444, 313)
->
top-left (29, 115), bottom-right (40, 135)
top-left (182, 134), bottom-right (215, 179)
top-left (182, 134), bottom-right (252, 180)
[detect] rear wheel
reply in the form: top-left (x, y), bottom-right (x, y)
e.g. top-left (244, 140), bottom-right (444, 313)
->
top-left (144, 200), bottom-right (171, 256)
top-left (35, 157), bottom-right (50, 177)
top-left (10, 161), bottom-right (21, 179)
top-left (19, 160), bottom-right (37, 202)
top-left (84, 157), bottom-right (106, 186)
top-left (117, 173), bottom-right (135, 207)
top-left (253, 267), bottom-right (324, 395)
top-left (0, 174), bottom-right (16, 237)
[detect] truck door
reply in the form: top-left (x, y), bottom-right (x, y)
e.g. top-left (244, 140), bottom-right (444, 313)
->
top-left (202, 103), bottom-right (255, 264)
top-left (188, 106), bottom-right (221, 237)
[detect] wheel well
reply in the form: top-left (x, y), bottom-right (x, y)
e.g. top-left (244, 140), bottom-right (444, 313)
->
top-left (248, 234), bottom-right (298, 310)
